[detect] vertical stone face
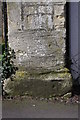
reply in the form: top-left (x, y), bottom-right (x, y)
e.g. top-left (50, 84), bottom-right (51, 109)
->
top-left (5, 1), bottom-right (72, 97)
top-left (7, 1), bottom-right (67, 75)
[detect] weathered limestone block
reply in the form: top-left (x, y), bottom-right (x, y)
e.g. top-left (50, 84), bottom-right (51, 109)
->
top-left (6, 1), bottom-right (72, 97)
top-left (8, 29), bottom-right (65, 73)
top-left (4, 69), bottom-right (72, 97)
top-left (8, 2), bottom-right (66, 72)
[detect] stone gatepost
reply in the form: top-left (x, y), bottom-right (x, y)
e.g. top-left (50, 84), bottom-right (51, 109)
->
top-left (5, 1), bottom-right (72, 97)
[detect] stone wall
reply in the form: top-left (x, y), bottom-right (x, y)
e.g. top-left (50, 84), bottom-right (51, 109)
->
top-left (8, 2), bottom-right (66, 74)
top-left (5, 1), bottom-right (72, 97)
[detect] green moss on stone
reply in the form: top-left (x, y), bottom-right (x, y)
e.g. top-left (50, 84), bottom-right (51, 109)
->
top-left (4, 67), bottom-right (72, 98)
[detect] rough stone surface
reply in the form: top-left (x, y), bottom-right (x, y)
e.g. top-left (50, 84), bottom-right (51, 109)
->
top-left (4, 70), bottom-right (72, 97)
top-left (5, 1), bottom-right (72, 97)
top-left (7, 2), bottom-right (66, 74)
